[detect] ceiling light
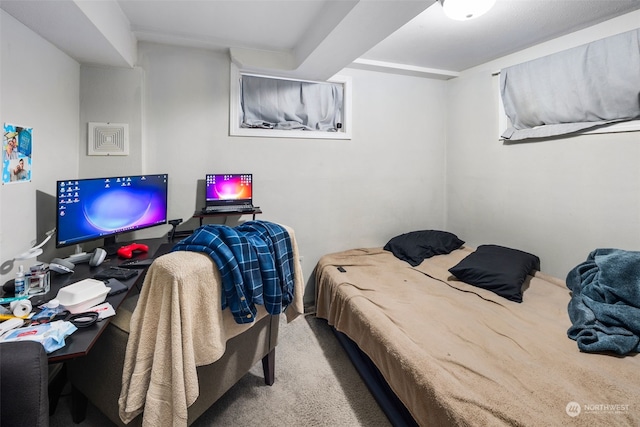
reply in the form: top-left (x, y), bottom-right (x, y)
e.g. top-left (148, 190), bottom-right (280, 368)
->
top-left (439, 0), bottom-right (496, 21)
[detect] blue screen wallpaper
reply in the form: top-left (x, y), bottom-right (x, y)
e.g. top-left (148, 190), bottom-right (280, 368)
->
top-left (56, 174), bottom-right (168, 247)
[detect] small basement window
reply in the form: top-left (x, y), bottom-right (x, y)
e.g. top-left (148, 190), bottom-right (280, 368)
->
top-left (230, 64), bottom-right (351, 140)
top-left (495, 29), bottom-right (640, 142)
top-left (494, 73), bottom-right (640, 141)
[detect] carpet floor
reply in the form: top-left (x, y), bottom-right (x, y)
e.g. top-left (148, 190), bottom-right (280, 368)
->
top-left (50, 314), bottom-right (392, 427)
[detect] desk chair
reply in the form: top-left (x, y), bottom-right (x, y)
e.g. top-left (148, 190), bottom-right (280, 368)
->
top-left (0, 341), bottom-right (49, 427)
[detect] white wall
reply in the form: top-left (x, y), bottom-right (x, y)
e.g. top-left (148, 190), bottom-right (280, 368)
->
top-left (445, 11), bottom-right (640, 280)
top-left (0, 10), bottom-right (80, 282)
top-left (135, 42), bottom-right (448, 302)
top-left (79, 65), bottom-right (144, 178)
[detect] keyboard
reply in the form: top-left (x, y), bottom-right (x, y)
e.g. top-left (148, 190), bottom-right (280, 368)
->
top-left (203, 205), bottom-right (254, 213)
top-left (94, 266), bottom-right (138, 280)
top-left (119, 258), bottom-right (155, 268)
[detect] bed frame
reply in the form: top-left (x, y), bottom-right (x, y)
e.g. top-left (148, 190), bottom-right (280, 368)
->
top-left (331, 325), bottom-right (418, 427)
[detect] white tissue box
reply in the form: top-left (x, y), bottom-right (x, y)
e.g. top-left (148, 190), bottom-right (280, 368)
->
top-left (56, 278), bottom-right (109, 313)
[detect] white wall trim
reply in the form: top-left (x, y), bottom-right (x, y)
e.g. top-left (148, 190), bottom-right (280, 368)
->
top-left (349, 58), bottom-right (459, 80)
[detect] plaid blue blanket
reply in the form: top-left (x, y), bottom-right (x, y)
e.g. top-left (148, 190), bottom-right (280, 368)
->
top-left (172, 221), bottom-right (295, 324)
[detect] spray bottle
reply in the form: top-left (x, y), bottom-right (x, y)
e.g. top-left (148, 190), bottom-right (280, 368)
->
top-left (14, 265), bottom-right (26, 297)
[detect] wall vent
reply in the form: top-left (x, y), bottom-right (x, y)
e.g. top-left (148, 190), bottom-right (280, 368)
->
top-left (88, 122), bottom-right (129, 156)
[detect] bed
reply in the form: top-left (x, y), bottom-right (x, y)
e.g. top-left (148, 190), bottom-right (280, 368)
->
top-left (314, 231), bottom-right (640, 426)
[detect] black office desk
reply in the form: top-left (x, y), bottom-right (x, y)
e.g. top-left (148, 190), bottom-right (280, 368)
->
top-left (43, 238), bottom-right (169, 363)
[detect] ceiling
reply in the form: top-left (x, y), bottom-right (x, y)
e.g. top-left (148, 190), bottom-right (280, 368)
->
top-left (1, 0), bottom-right (639, 81)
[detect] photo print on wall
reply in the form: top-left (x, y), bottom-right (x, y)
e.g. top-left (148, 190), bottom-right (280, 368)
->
top-left (3, 123), bottom-right (33, 184)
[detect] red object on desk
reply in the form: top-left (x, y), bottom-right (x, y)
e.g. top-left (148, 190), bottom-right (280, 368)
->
top-left (117, 243), bottom-right (149, 259)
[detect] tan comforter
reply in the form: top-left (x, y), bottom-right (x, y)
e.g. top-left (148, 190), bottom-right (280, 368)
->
top-left (315, 247), bottom-right (640, 426)
top-left (119, 225), bottom-right (304, 427)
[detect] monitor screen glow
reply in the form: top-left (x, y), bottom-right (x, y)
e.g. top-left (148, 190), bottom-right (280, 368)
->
top-left (56, 174), bottom-right (168, 248)
top-left (205, 174), bottom-right (252, 203)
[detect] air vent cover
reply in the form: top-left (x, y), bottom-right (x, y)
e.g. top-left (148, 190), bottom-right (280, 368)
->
top-left (88, 122), bottom-right (129, 156)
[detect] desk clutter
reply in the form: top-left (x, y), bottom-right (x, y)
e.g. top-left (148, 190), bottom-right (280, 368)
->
top-left (0, 237), bottom-right (167, 363)
top-left (0, 276), bottom-right (119, 353)
top-left (5, 263), bottom-right (51, 295)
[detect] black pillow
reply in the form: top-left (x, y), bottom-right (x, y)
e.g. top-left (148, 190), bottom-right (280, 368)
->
top-left (448, 244), bottom-right (540, 303)
top-left (383, 230), bottom-right (465, 267)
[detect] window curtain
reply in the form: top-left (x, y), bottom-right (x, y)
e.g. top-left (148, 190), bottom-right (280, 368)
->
top-left (240, 75), bottom-right (343, 132)
top-left (500, 29), bottom-right (640, 141)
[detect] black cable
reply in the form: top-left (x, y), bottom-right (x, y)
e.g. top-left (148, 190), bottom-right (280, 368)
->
top-left (67, 311), bottom-right (99, 328)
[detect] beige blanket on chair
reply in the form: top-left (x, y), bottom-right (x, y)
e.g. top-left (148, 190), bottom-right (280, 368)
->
top-left (118, 225), bottom-right (304, 427)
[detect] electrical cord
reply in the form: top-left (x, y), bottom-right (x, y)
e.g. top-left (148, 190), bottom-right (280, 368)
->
top-left (15, 228), bottom-right (56, 260)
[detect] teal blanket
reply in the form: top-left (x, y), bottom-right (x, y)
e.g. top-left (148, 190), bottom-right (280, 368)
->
top-left (566, 248), bottom-right (640, 355)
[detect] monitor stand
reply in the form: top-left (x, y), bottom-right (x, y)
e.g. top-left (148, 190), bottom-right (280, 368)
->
top-left (67, 244), bottom-right (91, 263)
top-left (103, 236), bottom-right (120, 257)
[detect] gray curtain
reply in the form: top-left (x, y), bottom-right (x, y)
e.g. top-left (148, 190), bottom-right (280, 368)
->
top-left (240, 75), bottom-right (343, 132)
top-left (500, 29), bottom-right (640, 141)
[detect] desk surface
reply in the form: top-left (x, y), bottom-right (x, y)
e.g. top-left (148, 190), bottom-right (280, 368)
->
top-left (43, 238), bottom-right (172, 363)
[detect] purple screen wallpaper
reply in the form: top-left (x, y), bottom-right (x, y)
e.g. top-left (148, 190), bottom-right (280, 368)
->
top-left (205, 174), bottom-right (252, 202)
top-left (56, 174), bottom-right (168, 247)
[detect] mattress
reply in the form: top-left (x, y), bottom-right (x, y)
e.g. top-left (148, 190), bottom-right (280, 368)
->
top-left (315, 247), bottom-right (639, 426)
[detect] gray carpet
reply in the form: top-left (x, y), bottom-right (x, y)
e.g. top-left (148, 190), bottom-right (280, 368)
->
top-left (50, 314), bottom-right (391, 427)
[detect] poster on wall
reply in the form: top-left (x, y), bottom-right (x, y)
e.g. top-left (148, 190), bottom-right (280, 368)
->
top-left (3, 123), bottom-right (32, 184)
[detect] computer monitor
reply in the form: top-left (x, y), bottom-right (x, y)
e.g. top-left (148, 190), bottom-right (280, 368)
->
top-left (205, 174), bottom-right (253, 207)
top-left (56, 174), bottom-right (168, 249)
